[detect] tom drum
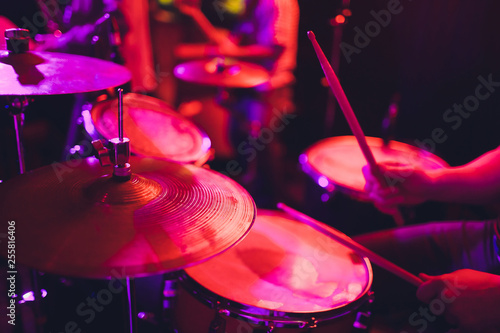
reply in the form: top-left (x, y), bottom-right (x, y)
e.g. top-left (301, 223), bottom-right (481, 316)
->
top-left (175, 209), bottom-right (373, 332)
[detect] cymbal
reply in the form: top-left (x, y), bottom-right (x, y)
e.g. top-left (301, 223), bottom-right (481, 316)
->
top-left (174, 57), bottom-right (270, 88)
top-left (0, 156), bottom-right (255, 278)
top-left (0, 50), bottom-right (131, 95)
top-left (91, 93), bottom-right (212, 163)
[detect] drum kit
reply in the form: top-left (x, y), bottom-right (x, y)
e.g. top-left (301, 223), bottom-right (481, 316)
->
top-left (0, 28), bottom-right (443, 332)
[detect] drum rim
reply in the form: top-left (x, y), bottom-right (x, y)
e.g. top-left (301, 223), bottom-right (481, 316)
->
top-left (178, 250), bottom-right (373, 328)
top-left (90, 93), bottom-right (212, 163)
top-left (300, 135), bottom-right (449, 200)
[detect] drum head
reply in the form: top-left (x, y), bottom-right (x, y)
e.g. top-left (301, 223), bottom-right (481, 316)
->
top-left (183, 209), bottom-right (372, 321)
top-left (91, 93), bottom-right (211, 163)
top-left (301, 136), bottom-right (449, 200)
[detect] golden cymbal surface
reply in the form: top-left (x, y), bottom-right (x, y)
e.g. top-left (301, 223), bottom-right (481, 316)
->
top-left (0, 156), bottom-right (255, 278)
top-left (0, 50), bottom-right (131, 95)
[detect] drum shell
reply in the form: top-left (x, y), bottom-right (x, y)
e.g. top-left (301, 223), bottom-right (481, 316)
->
top-left (174, 273), bottom-right (367, 333)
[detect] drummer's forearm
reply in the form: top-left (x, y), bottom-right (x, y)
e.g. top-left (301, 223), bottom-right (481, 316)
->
top-left (427, 147), bottom-right (500, 204)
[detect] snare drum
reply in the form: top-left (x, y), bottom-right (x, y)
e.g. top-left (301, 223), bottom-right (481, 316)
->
top-left (300, 136), bottom-right (449, 201)
top-left (89, 93), bottom-right (212, 164)
top-left (175, 209), bottom-right (373, 332)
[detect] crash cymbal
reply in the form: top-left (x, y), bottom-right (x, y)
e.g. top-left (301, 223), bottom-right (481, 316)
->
top-left (0, 50), bottom-right (131, 95)
top-left (174, 57), bottom-right (270, 88)
top-left (0, 156), bottom-right (255, 278)
top-left (91, 93), bottom-right (212, 163)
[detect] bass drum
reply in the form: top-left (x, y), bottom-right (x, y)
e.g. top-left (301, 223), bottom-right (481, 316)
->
top-left (175, 209), bottom-right (373, 332)
top-left (89, 93), bottom-right (212, 164)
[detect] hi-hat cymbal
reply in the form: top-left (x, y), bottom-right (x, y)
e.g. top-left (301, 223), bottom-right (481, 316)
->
top-left (174, 57), bottom-right (270, 88)
top-left (0, 50), bottom-right (131, 95)
top-left (0, 156), bottom-right (255, 278)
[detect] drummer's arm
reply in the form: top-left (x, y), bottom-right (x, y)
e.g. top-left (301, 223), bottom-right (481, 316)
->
top-left (425, 146), bottom-right (500, 205)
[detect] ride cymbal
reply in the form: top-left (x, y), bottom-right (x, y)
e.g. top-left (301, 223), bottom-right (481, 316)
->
top-left (174, 57), bottom-right (270, 88)
top-left (0, 50), bottom-right (131, 95)
top-left (0, 156), bottom-right (255, 278)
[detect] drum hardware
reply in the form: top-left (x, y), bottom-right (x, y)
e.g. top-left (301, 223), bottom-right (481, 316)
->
top-left (351, 291), bottom-right (374, 332)
top-left (159, 274), bottom-right (180, 333)
top-left (209, 306), bottom-right (227, 333)
top-left (4, 95), bottom-right (31, 174)
top-left (381, 93), bottom-right (400, 147)
top-left (324, 0), bottom-right (352, 137)
top-left (93, 88), bottom-right (135, 332)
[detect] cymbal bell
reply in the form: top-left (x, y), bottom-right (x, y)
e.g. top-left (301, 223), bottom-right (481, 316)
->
top-left (0, 50), bottom-right (131, 95)
top-left (0, 156), bottom-right (255, 278)
top-left (174, 57), bottom-right (270, 88)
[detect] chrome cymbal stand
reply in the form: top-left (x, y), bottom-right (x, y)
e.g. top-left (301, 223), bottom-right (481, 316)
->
top-left (92, 88), bottom-right (136, 332)
top-left (3, 28), bottom-right (47, 333)
top-left (3, 29), bottom-right (33, 175)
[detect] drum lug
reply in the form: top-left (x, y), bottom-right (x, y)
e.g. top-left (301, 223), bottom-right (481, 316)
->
top-left (208, 314), bottom-right (226, 333)
top-left (208, 304), bottom-right (227, 333)
top-left (306, 317), bottom-right (318, 330)
top-left (351, 291), bottom-right (375, 332)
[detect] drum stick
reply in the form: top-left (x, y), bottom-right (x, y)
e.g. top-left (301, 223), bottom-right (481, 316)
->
top-left (307, 30), bottom-right (404, 226)
top-left (277, 203), bottom-right (423, 287)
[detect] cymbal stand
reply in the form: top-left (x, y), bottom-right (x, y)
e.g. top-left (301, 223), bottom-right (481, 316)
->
top-left (3, 29), bottom-right (34, 175)
top-left (325, 1), bottom-right (352, 136)
top-left (5, 95), bottom-right (30, 175)
top-left (4, 29), bottom-right (45, 333)
top-left (92, 88), bottom-right (136, 332)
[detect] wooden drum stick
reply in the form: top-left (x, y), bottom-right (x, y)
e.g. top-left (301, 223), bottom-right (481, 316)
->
top-left (277, 203), bottom-right (423, 287)
top-left (307, 30), bottom-right (404, 226)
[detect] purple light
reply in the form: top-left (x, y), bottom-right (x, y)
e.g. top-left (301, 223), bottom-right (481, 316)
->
top-left (202, 137), bottom-right (212, 151)
top-left (22, 291), bottom-right (35, 302)
top-left (175, 66), bottom-right (186, 76)
top-left (317, 176), bottom-right (329, 188)
top-left (81, 110), bottom-right (97, 137)
top-left (298, 154), bottom-right (308, 164)
top-left (228, 65), bottom-right (241, 76)
top-left (19, 289), bottom-right (47, 303)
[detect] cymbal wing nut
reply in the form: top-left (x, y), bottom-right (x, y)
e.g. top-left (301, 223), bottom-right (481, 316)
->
top-left (91, 139), bottom-right (112, 167)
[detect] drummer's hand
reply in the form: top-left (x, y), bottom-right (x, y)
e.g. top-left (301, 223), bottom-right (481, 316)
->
top-left (362, 163), bottom-right (433, 215)
top-left (416, 270), bottom-right (500, 333)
